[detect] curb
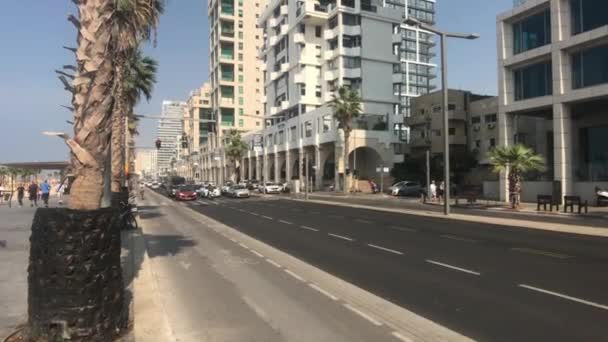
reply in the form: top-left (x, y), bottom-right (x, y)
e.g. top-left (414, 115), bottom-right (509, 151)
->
top-left (290, 198), bottom-right (608, 238)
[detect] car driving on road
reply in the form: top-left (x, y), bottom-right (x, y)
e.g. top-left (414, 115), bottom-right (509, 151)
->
top-left (175, 185), bottom-right (198, 201)
top-left (230, 185), bottom-right (250, 198)
top-left (258, 182), bottom-right (282, 194)
top-left (390, 181), bottom-right (422, 196)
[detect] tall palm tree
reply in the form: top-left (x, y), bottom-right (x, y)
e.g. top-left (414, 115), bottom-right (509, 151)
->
top-left (225, 130), bottom-right (249, 182)
top-left (329, 85), bottom-right (362, 193)
top-left (110, 0), bottom-right (164, 193)
top-left (488, 144), bottom-right (545, 208)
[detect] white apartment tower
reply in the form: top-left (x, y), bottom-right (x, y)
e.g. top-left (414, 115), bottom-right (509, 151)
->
top-left (156, 101), bottom-right (187, 176)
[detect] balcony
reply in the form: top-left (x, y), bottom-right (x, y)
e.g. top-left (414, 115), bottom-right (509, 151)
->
top-left (405, 114), bottom-right (431, 127)
top-left (280, 24), bottom-right (289, 36)
top-left (220, 97), bottom-right (235, 107)
top-left (343, 25), bottom-right (361, 36)
top-left (280, 4), bottom-right (288, 16)
top-left (269, 35), bottom-right (279, 46)
top-left (280, 62), bottom-right (290, 73)
top-left (280, 100), bottom-right (290, 110)
top-left (268, 17), bottom-right (279, 28)
top-left (343, 46), bottom-right (361, 56)
top-left (325, 69), bottom-right (339, 80)
top-left (408, 136), bottom-right (432, 148)
top-left (270, 71), bottom-right (279, 81)
top-left (325, 27), bottom-right (339, 40)
top-left (324, 49), bottom-right (337, 60)
top-left (294, 32), bottom-right (305, 43)
top-left (270, 106), bottom-right (279, 115)
top-left (294, 72), bottom-right (305, 83)
top-left (343, 67), bottom-right (360, 78)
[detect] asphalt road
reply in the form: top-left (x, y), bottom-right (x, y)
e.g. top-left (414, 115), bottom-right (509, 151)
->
top-left (155, 191), bottom-right (608, 341)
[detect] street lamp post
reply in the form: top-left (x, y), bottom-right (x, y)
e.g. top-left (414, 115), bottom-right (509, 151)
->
top-left (403, 17), bottom-right (479, 216)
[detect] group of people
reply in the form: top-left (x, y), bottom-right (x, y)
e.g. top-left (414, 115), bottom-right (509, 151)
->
top-left (427, 180), bottom-right (445, 203)
top-left (5, 180), bottom-right (65, 208)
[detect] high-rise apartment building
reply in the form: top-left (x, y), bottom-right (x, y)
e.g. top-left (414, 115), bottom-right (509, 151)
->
top-left (224, 0), bottom-right (438, 190)
top-left (179, 83), bottom-right (213, 181)
top-left (156, 100), bottom-right (187, 176)
top-left (135, 149), bottom-right (158, 180)
top-left (497, 0), bottom-right (608, 203)
top-left (207, 0), bottom-right (266, 135)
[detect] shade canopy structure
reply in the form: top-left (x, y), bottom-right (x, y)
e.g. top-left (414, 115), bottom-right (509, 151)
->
top-left (0, 161), bottom-right (70, 170)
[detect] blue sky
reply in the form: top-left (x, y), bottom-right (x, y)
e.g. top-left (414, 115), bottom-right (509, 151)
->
top-left (0, 0), bottom-right (512, 162)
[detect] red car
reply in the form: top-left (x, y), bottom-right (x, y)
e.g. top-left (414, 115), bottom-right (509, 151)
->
top-left (175, 185), bottom-right (198, 201)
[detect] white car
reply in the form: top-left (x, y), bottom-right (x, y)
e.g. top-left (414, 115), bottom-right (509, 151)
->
top-left (231, 185), bottom-right (250, 198)
top-left (150, 182), bottom-right (161, 190)
top-left (207, 187), bottom-right (221, 198)
top-left (259, 182), bottom-right (282, 194)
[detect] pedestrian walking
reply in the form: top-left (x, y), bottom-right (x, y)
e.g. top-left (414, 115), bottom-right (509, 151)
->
top-left (41, 180), bottom-right (51, 208)
top-left (17, 184), bottom-right (25, 207)
top-left (429, 180), bottom-right (437, 202)
top-left (28, 181), bottom-right (38, 207)
top-left (438, 181), bottom-right (445, 203)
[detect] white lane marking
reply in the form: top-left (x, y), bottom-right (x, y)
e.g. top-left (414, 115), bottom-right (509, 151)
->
top-left (278, 219), bottom-right (294, 225)
top-left (440, 234), bottom-right (478, 243)
top-left (311, 211), bottom-right (321, 215)
top-left (308, 283), bottom-right (338, 301)
top-left (426, 259), bottom-right (481, 276)
top-left (328, 215), bottom-right (344, 219)
top-left (511, 247), bottom-right (572, 259)
top-left (343, 303), bottom-right (383, 326)
top-left (250, 250), bottom-right (264, 258)
top-left (266, 259), bottom-right (282, 268)
top-left (250, 212), bottom-right (260, 217)
top-left (284, 269), bottom-right (305, 282)
top-left (328, 233), bottom-right (355, 242)
top-left (300, 225), bottom-right (320, 232)
top-left (391, 332), bottom-right (414, 342)
top-left (518, 284), bottom-right (608, 311)
top-left (262, 215), bottom-right (274, 220)
top-left (389, 225), bottom-right (417, 233)
top-left (367, 244), bottom-right (404, 255)
top-left (238, 243), bottom-right (249, 250)
top-left (355, 218), bottom-right (372, 224)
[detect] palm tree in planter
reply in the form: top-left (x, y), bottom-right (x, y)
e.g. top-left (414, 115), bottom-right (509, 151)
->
top-left (24, 1), bottom-right (161, 340)
top-left (225, 130), bottom-right (249, 182)
top-left (329, 85), bottom-right (362, 193)
top-left (488, 144), bottom-right (545, 209)
top-left (110, 0), bottom-right (164, 202)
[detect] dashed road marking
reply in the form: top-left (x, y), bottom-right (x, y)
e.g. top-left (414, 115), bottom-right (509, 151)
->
top-left (391, 332), bottom-right (414, 342)
top-left (511, 247), bottom-right (572, 259)
top-left (300, 225), bottom-right (320, 232)
top-left (266, 259), bottom-right (282, 268)
top-left (389, 225), bottom-right (417, 233)
top-left (262, 215), bottom-right (274, 220)
top-left (328, 215), bottom-right (344, 219)
top-left (440, 234), bottom-right (478, 243)
top-left (308, 283), bottom-right (338, 301)
top-left (367, 244), bottom-right (404, 255)
top-left (518, 284), bottom-right (608, 311)
top-left (250, 250), bottom-right (264, 258)
top-left (311, 211), bottom-right (321, 215)
top-left (426, 259), bottom-right (481, 276)
top-left (284, 269), bottom-right (305, 282)
top-left (355, 218), bottom-right (372, 224)
top-left (343, 304), bottom-right (383, 326)
top-left (328, 233), bottom-right (355, 242)
top-left (238, 243), bottom-right (249, 250)
top-left (250, 212), bottom-right (260, 216)
top-left (278, 219), bottom-right (294, 225)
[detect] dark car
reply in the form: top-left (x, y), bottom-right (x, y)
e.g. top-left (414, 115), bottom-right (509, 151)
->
top-left (175, 185), bottom-right (197, 201)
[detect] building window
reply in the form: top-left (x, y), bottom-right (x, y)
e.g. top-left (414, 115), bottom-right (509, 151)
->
top-left (471, 116), bottom-right (481, 124)
top-left (484, 114), bottom-right (497, 123)
top-left (489, 138), bottom-right (496, 147)
top-left (305, 121), bottom-right (313, 137)
top-left (514, 61), bottom-right (553, 100)
top-left (475, 140), bottom-right (481, 148)
top-left (300, 85), bottom-right (306, 96)
top-left (315, 85), bottom-right (322, 98)
top-left (512, 8), bottom-right (551, 54)
top-left (449, 127), bottom-right (456, 136)
top-left (315, 26), bottom-right (322, 37)
top-left (322, 115), bottom-right (332, 132)
top-left (572, 44), bottom-right (608, 89)
top-left (571, 0), bottom-right (608, 35)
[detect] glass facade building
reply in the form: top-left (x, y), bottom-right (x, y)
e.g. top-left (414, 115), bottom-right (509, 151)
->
top-left (572, 44), bottom-right (608, 89)
top-left (571, 0), bottom-right (608, 35)
top-left (512, 8), bottom-right (551, 54)
top-left (513, 61), bottom-right (553, 100)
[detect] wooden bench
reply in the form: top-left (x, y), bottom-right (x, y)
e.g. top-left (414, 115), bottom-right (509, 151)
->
top-left (537, 195), bottom-right (559, 212)
top-left (563, 195), bottom-right (588, 214)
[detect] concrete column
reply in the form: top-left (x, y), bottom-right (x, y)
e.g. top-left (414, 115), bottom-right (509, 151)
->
top-left (255, 154), bottom-right (261, 181)
top-left (274, 152), bottom-right (280, 183)
top-left (299, 149), bottom-right (305, 185)
top-left (248, 155), bottom-right (253, 180)
top-left (286, 150), bottom-right (292, 182)
top-left (498, 111), bottom-right (514, 202)
top-left (553, 103), bottom-right (573, 202)
top-left (262, 153), bottom-right (268, 184)
top-left (240, 157), bottom-right (245, 181)
top-left (334, 142), bottom-right (342, 192)
top-left (314, 145), bottom-right (322, 190)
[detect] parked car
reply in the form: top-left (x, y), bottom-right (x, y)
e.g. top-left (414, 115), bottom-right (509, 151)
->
top-left (175, 185), bottom-right (198, 201)
top-left (259, 182), bottom-right (282, 194)
top-left (206, 185), bottom-right (221, 199)
top-left (196, 185), bottom-right (208, 198)
top-left (230, 185), bottom-right (250, 198)
top-left (247, 180), bottom-right (260, 190)
top-left (221, 181), bottom-right (234, 195)
top-left (150, 182), bottom-right (161, 190)
top-left (390, 181), bottom-right (422, 197)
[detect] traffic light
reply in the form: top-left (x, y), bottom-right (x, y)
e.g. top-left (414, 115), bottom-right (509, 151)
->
top-left (155, 139), bottom-right (162, 150)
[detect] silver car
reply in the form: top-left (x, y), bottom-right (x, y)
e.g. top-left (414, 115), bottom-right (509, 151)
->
top-left (259, 182), bottom-right (282, 194)
top-left (231, 185), bottom-right (250, 198)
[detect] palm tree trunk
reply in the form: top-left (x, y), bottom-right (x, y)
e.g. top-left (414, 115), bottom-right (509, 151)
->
top-left (111, 59), bottom-right (126, 194)
top-left (27, 1), bottom-right (125, 341)
top-left (343, 129), bottom-right (350, 194)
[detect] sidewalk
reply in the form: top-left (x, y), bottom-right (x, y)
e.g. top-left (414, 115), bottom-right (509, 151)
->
top-left (0, 197), bottom-right (70, 339)
top-left (289, 192), bottom-right (608, 236)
